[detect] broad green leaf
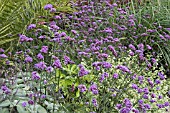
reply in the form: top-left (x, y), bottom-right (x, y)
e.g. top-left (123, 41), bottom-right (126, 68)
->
top-left (0, 100), bottom-right (10, 107)
top-left (37, 105), bottom-right (48, 113)
top-left (1, 108), bottom-right (9, 113)
top-left (17, 105), bottom-right (29, 113)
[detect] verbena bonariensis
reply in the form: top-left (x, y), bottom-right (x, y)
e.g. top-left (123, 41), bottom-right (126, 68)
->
top-left (0, 0), bottom-right (170, 113)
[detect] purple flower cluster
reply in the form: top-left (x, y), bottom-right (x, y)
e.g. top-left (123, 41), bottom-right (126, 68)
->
top-left (31, 71), bottom-right (40, 80)
top-left (40, 46), bottom-right (48, 53)
top-left (1, 1), bottom-right (170, 113)
top-left (1, 85), bottom-right (11, 94)
top-left (19, 34), bottom-right (33, 43)
top-left (89, 84), bottom-right (98, 95)
top-left (78, 65), bottom-right (89, 77)
top-left (64, 55), bottom-right (74, 65)
top-left (27, 24), bottom-right (36, 30)
top-left (116, 65), bottom-right (131, 73)
top-left (0, 54), bottom-right (8, 58)
top-left (78, 84), bottom-right (87, 92)
top-left (53, 59), bottom-right (62, 69)
top-left (34, 61), bottom-right (47, 70)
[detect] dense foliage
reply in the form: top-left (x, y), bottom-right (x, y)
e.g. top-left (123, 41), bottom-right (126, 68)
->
top-left (0, 0), bottom-right (170, 113)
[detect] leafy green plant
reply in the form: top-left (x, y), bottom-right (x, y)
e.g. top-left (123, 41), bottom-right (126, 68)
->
top-left (0, 0), bottom-right (75, 50)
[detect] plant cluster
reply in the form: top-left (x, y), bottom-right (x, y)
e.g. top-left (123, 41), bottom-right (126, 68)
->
top-left (0, 0), bottom-right (170, 113)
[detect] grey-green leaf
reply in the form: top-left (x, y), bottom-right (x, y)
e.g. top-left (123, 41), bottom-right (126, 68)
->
top-left (37, 105), bottom-right (47, 113)
top-left (17, 105), bottom-right (29, 113)
top-left (0, 100), bottom-right (10, 107)
top-left (2, 108), bottom-right (9, 113)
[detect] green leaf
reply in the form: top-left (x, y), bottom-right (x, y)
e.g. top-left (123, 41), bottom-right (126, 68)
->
top-left (0, 100), bottom-right (10, 107)
top-left (1, 108), bottom-right (9, 113)
top-left (17, 105), bottom-right (29, 113)
top-left (76, 90), bottom-right (80, 98)
top-left (37, 105), bottom-right (47, 113)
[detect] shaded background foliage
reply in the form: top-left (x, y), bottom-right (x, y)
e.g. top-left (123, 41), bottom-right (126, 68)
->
top-left (0, 0), bottom-right (74, 50)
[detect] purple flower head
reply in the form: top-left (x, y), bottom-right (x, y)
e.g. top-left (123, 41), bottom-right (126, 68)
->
top-left (28, 100), bottom-right (34, 105)
top-left (132, 83), bottom-right (138, 90)
top-left (164, 102), bottom-right (169, 107)
top-left (78, 84), bottom-right (87, 93)
top-left (156, 104), bottom-right (164, 108)
top-left (0, 48), bottom-right (5, 53)
top-left (27, 24), bottom-right (36, 30)
top-left (129, 51), bottom-right (135, 56)
top-left (124, 98), bottom-right (132, 108)
top-left (34, 61), bottom-right (47, 70)
top-left (116, 65), bottom-right (131, 73)
top-left (50, 8), bottom-right (56, 13)
top-left (137, 43), bottom-right (144, 50)
top-left (1, 85), bottom-right (11, 94)
top-left (44, 4), bottom-right (53, 10)
top-left (151, 93), bottom-right (156, 98)
top-left (41, 94), bottom-right (46, 99)
top-left (103, 27), bottom-right (112, 33)
top-left (92, 98), bottom-right (98, 107)
top-left (113, 3), bottom-right (118, 7)
top-left (138, 76), bottom-right (144, 82)
top-left (141, 33), bottom-right (148, 37)
top-left (116, 104), bottom-right (122, 109)
top-left (71, 30), bottom-right (77, 35)
top-left (99, 74), bottom-right (105, 83)
top-left (158, 72), bottom-right (165, 80)
top-left (155, 79), bottom-right (161, 84)
top-left (150, 99), bottom-right (156, 103)
top-left (38, 35), bottom-right (46, 39)
top-left (46, 66), bottom-right (53, 73)
top-left (54, 15), bottom-right (61, 19)
top-left (138, 99), bottom-right (144, 105)
top-left (159, 34), bottom-right (166, 40)
top-left (89, 84), bottom-right (98, 95)
top-left (60, 32), bottom-right (66, 37)
top-left (22, 102), bottom-right (27, 107)
top-left (37, 53), bottom-right (44, 60)
top-left (102, 62), bottom-right (112, 68)
top-left (146, 45), bottom-right (152, 50)
top-left (44, 80), bottom-right (47, 84)
top-left (144, 104), bottom-right (151, 109)
top-left (25, 56), bottom-right (33, 63)
top-left (53, 59), bottom-right (62, 69)
top-left (103, 72), bottom-right (109, 78)
top-left (143, 94), bottom-right (149, 99)
top-left (108, 45), bottom-right (117, 57)
top-left (151, 58), bottom-right (157, 64)
top-left (113, 73), bottom-right (119, 79)
top-left (137, 88), bottom-right (143, 94)
top-left (64, 55), bottom-right (74, 65)
top-left (136, 50), bottom-right (143, 54)
top-left (120, 107), bottom-right (131, 113)
top-left (128, 44), bottom-right (136, 51)
top-left (19, 34), bottom-right (28, 42)
top-left (165, 34), bottom-right (170, 39)
top-left (0, 54), bottom-right (8, 58)
top-left (40, 46), bottom-right (48, 53)
top-left (31, 71), bottom-right (40, 80)
top-left (79, 65), bottom-right (89, 77)
top-left (143, 88), bottom-right (149, 94)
